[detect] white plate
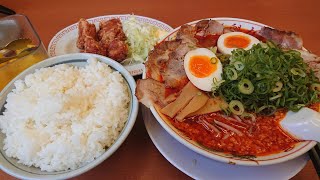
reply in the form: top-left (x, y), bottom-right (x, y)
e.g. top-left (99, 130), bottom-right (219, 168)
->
top-left (142, 106), bottom-right (309, 180)
top-left (48, 14), bottom-right (173, 76)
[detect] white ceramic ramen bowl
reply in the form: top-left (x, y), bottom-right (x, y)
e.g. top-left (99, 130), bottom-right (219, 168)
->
top-left (0, 53), bottom-right (139, 179)
top-left (146, 17), bottom-right (316, 166)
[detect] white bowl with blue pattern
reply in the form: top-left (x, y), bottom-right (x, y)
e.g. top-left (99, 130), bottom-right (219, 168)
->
top-left (0, 53), bottom-right (139, 179)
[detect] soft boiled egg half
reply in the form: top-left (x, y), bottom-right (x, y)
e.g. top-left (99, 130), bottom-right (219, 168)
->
top-left (217, 32), bottom-right (260, 55)
top-left (184, 48), bottom-right (222, 91)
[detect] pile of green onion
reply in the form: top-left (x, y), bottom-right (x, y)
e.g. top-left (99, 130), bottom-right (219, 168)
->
top-left (216, 42), bottom-right (320, 115)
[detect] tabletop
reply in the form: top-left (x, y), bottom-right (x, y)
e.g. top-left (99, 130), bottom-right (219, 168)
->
top-left (1, 0), bottom-right (320, 179)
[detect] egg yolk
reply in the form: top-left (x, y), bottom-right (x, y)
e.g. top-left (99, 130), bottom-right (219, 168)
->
top-left (224, 35), bottom-right (250, 48)
top-left (189, 55), bottom-right (217, 78)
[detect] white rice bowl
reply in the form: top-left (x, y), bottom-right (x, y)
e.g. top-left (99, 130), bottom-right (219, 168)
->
top-left (0, 58), bottom-right (130, 172)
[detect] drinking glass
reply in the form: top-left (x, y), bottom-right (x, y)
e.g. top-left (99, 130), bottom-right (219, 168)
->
top-left (0, 14), bottom-right (48, 90)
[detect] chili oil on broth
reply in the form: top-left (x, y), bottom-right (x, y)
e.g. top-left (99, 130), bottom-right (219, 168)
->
top-left (155, 104), bottom-right (300, 157)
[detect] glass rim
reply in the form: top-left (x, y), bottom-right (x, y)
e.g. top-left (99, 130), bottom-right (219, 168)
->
top-left (1, 14), bottom-right (42, 48)
top-left (0, 14), bottom-right (43, 63)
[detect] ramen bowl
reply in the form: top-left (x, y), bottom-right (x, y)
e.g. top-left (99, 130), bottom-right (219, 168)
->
top-left (147, 17), bottom-right (316, 166)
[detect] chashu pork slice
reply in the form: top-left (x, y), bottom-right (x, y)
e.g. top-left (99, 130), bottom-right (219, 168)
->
top-left (258, 27), bottom-right (303, 49)
top-left (145, 40), bottom-right (181, 82)
top-left (145, 24), bottom-right (199, 89)
top-left (162, 41), bottom-right (192, 89)
top-left (195, 20), bottom-right (224, 37)
top-left (146, 39), bottom-right (193, 90)
top-left (176, 24), bottom-right (197, 45)
top-left (135, 79), bottom-right (167, 108)
top-left (297, 50), bottom-right (320, 80)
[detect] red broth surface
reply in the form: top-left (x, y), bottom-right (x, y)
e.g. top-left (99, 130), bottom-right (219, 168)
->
top-left (167, 110), bottom-right (299, 156)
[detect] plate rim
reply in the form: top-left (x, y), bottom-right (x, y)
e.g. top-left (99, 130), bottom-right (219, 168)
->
top-left (146, 17), bottom-right (317, 166)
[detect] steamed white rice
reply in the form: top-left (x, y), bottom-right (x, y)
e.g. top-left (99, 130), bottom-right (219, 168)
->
top-left (0, 58), bottom-right (130, 172)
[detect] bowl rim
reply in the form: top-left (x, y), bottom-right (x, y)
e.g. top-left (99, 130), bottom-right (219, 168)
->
top-left (146, 17), bottom-right (317, 166)
top-left (0, 53), bottom-right (139, 179)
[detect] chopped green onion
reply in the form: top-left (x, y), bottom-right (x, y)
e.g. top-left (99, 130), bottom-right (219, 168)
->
top-left (269, 93), bottom-right (282, 101)
top-left (238, 79), bottom-right (254, 94)
top-left (255, 81), bottom-right (270, 94)
top-left (287, 82), bottom-right (295, 89)
top-left (290, 104), bottom-right (305, 112)
top-left (217, 41), bottom-right (320, 114)
top-left (210, 57), bottom-right (218, 64)
top-left (209, 46), bottom-right (218, 54)
top-left (257, 105), bottom-right (276, 116)
top-left (217, 54), bottom-right (231, 63)
top-left (290, 68), bottom-right (306, 77)
top-left (234, 61), bottom-right (244, 71)
top-left (221, 106), bottom-right (231, 116)
top-left (296, 86), bottom-right (307, 96)
top-left (272, 81), bottom-right (283, 92)
top-left (212, 77), bottom-right (225, 94)
top-left (240, 112), bottom-right (256, 122)
top-left (228, 100), bottom-right (244, 115)
top-left (225, 67), bottom-right (238, 80)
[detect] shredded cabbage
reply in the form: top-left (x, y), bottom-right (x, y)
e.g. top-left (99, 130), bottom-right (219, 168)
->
top-left (122, 16), bottom-right (164, 63)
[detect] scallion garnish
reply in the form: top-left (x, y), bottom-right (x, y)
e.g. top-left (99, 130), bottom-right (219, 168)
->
top-left (217, 42), bottom-right (320, 114)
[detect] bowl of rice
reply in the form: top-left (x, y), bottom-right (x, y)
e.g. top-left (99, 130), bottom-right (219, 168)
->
top-left (0, 53), bottom-right (139, 179)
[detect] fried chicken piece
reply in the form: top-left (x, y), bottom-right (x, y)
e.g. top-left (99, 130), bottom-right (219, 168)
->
top-left (77, 18), bottom-right (105, 55)
top-left (258, 27), bottom-right (303, 49)
top-left (83, 36), bottom-right (106, 56)
top-left (97, 19), bottom-right (128, 62)
top-left (77, 18), bottom-right (97, 49)
top-left (107, 40), bottom-right (128, 62)
top-left (98, 19), bottom-right (126, 45)
top-left (99, 19), bottom-right (123, 34)
top-left (77, 18), bottom-right (128, 62)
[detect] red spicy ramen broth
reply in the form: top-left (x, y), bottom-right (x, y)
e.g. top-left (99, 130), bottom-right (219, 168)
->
top-left (167, 110), bottom-right (299, 156)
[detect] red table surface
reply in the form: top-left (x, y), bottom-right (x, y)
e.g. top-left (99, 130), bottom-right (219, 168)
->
top-left (1, 0), bottom-right (319, 179)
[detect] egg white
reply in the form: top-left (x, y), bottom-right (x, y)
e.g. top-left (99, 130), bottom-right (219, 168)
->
top-left (184, 48), bottom-right (223, 91)
top-left (217, 32), bottom-right (260, 55)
